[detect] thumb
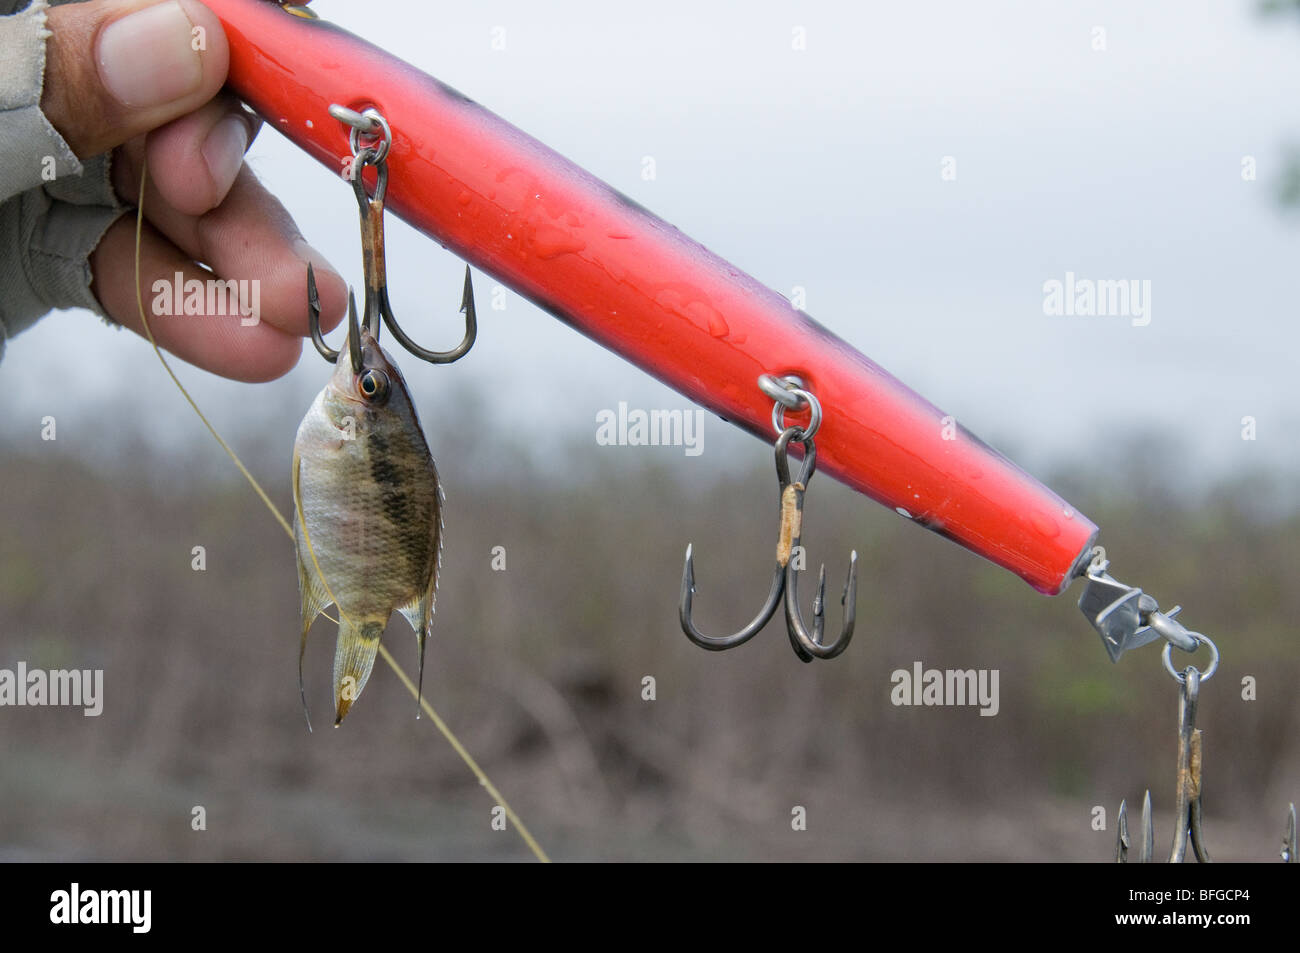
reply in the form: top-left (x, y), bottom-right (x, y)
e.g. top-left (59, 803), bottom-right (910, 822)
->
top-left (41, 0), bottom-right (229, 159)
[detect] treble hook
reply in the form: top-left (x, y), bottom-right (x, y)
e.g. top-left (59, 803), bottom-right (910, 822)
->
top-left (307, 104), bottom-right (477, 369)
top-left (781, 437), bottom-right (858, 662)
top-left (1168, 663), bottom-right (1213, 863)
top-left (1116, 635), bottom-right (1219, 863)
top-left (679, 376), bottom-right (858, 663)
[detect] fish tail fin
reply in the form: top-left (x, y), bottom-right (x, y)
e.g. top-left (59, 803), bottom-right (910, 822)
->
top-left (333, 619), bottom-right (385, 725)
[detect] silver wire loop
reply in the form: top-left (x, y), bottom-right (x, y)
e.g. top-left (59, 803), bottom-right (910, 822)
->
top-left (773, 388), bottom-right (821, 440)
top-left (1146, 608), bottom-right (1198, 654)
top-left (1161, 631), bottom-right (1219, 684)
top-left (759, 373), bottom-right (806, 408)
top-left (760, 374), bottom-right (823, 440)
top-left (329, 104), bottom-right (392, 165)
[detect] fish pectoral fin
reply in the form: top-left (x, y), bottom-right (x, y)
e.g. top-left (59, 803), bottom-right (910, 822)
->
top-left (295, 530), bottom-right (333, 622)
top-left (293, 450), bottom-right (333, 732)
top-left (295, 558), bottom-right (331, 733)
top-left (333, 618), bottom-right (386, 725)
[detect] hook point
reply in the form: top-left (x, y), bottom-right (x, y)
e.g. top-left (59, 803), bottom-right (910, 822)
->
top-left (461, 264), bottom-right (475, 314)
top-left (346, 288), bottom-right (364, 374)
top-left (681, 543), bottom-right (697, 592)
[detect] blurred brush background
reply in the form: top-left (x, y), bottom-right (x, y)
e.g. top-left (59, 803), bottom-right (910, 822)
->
top-left (1, 430), bottom-right (1297, 861)
top-left (1, 0), bottom-right (1298, 860)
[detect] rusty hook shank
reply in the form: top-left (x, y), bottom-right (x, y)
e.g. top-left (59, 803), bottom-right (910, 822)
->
top-left (206, 0), bottom-right (1097, 595)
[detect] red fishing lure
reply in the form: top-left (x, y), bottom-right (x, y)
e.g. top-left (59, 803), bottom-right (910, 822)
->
top-left (203, 0), bottom-right (1096, 595)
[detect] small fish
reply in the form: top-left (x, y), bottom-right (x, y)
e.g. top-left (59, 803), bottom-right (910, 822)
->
top-left (292, 301), bottom-right (442, 726)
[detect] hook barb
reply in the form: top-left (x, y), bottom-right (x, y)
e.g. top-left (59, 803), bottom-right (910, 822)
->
top-left (785, 549), bottom-right (857, 661)
top-left (378, 264), bottom-right (477, 365)
top-left (1139, 790), bottom-right (1154, 863)
top-left (307, 263), bottom-right (339, 365)
top-left (1115, 794), bottom-right (1156, 863)
top-left (679, 542), bottom-right (784, 651)
top-left (306, 265), bottom-right (364, 375)
top-left (1116, 799), bottom-right (1130, 863)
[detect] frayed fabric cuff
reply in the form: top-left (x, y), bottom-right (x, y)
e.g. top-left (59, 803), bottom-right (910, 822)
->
top-left (0, 181), bottom-right (126, 342)
top-left (0, 0), bottom-right (84, 205)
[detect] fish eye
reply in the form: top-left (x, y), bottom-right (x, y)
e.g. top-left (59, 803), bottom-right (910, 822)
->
top-left (358, 369), bottom-right (390, 402)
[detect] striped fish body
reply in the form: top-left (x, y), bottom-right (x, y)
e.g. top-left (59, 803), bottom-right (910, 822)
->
top-left (292, 326), bottom-right (441, 725)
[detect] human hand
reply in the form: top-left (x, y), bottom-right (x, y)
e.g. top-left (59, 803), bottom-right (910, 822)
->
top-left (40, 0), bottom-right (347, 381)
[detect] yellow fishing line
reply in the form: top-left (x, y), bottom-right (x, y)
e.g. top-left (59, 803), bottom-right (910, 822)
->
top-left (131, 161), bottom-right (550, 864)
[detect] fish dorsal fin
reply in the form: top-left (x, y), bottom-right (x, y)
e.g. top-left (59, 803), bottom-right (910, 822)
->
top-left (397, 471), bottom-right (443, 715)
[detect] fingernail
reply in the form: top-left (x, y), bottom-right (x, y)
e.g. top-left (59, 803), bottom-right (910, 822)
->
top-left (294, 240), bottom-right (342, 285)
top-left (98, 1), bottom-right (203, 107)
top-left (202, 116), bottom-right (249, 197)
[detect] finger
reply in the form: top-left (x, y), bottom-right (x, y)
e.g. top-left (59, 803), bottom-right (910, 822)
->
top-left (42, 0), bottom-right (228, 159)
top-left (89, 216), bottom-right (304, 383)
top-left (113, 144), bottom-right (348, 339)
top-left (143, 94), bottom-right (261, 217)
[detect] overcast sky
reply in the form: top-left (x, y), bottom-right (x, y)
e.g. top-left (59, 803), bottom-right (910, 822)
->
top-left (3, 0), bottom-right (1298, 488)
